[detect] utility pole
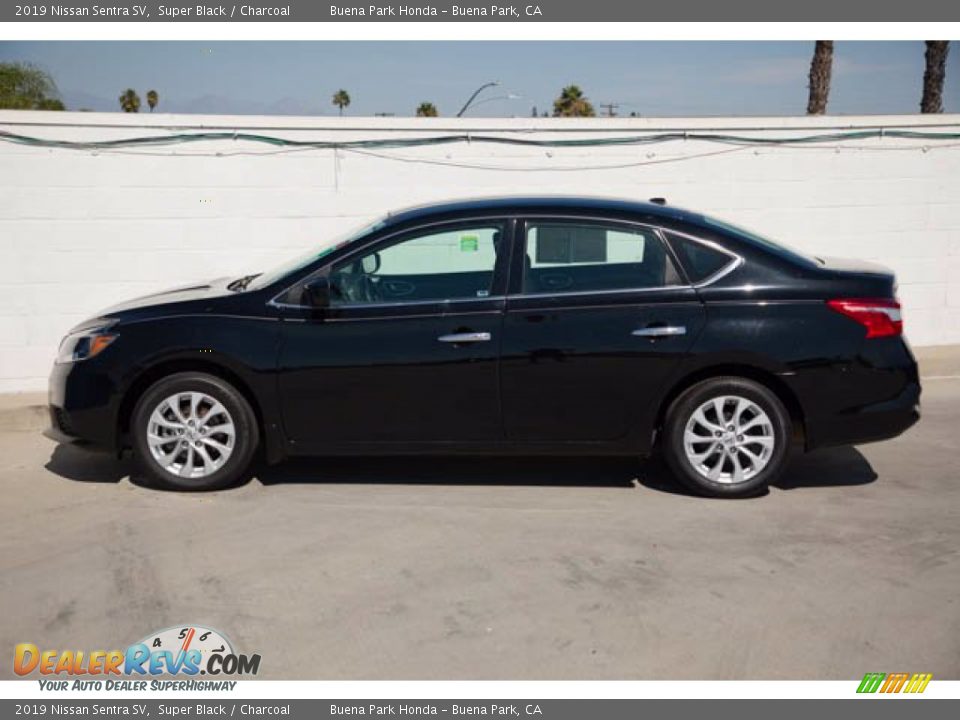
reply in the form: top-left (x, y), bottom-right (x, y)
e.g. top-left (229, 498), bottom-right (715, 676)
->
top-left (599, 103), bottom-right (619, 117)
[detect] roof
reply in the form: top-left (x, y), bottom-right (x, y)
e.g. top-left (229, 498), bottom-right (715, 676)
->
top-left (383, 196), bottom-right (705, 227)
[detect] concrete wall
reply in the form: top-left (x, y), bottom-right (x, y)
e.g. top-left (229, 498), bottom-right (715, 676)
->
top-left (2, 110), bottom-right (959, 392)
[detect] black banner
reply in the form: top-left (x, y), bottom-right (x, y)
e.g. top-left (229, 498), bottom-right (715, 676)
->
top-left (5, 0), bottom-right (960, 22)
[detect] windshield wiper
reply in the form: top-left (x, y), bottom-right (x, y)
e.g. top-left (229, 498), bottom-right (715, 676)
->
top-left (228, 273), bottom-right (260, 292)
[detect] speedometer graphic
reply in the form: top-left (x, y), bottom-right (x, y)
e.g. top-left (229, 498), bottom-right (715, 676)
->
top-left (135, 624), bottom-right (235, 672)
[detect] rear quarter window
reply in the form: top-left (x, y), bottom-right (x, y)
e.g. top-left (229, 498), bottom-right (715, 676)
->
top-left (664, 231), bottom-right (736, 284)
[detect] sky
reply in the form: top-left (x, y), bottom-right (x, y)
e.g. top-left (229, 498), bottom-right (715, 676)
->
top-left (1, 41), bottom-right (957, 117)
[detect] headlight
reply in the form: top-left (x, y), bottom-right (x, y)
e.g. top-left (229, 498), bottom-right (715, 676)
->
top-left (56, 329), bottom-right (118, 364)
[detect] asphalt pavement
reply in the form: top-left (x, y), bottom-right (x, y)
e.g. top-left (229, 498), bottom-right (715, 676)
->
top-left (1, 379), bottom-right (957, 680)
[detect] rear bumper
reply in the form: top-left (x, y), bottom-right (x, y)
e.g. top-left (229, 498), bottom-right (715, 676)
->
top-left (787, 337), bottom-right (921, 451)
top-left (807, 380), bottom-right (920, 450)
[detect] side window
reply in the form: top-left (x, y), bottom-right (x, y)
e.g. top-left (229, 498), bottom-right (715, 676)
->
top-left (329, 224), bottom-right (504, 305)
top-left (664, 231), bottom-right (737, 284)
top-left (523, 222), bottom-right (680, 295)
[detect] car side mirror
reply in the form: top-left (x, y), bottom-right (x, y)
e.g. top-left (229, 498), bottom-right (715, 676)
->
top-left (302, 277), bottom-right (331, 309)
top-left (361, 252), bottom-right (381, 275)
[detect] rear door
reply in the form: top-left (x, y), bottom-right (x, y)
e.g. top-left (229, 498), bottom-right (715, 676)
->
top-left (500, 216), bottom-right (706, 445)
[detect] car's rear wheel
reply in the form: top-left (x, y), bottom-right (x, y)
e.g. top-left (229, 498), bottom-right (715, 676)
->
top-left (131, 372), bottom-right (259, 491)
top-left (662, 377), bottom-right (791, 498)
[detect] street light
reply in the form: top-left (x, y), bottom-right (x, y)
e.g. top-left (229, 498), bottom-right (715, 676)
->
top-left (456, 81), bottom-right (500, 117)
top-left (467, 94), bottom-right (522, 112)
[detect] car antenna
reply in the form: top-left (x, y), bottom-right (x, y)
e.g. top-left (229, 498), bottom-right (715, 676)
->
top-left (649, 197), bottom-right (667, 205)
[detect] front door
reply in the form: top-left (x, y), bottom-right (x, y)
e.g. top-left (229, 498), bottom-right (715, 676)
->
top-left (277, 220), bottom-right (510, 446)
top-left (500, 217), bottom-right (706, 446)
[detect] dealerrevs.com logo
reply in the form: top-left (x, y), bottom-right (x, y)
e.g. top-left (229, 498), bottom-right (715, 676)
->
top-left (14, 625), bottom-right (260, 686)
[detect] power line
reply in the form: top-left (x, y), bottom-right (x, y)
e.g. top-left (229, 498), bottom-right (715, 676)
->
top-left (3, 127), bottom-right (960, 153)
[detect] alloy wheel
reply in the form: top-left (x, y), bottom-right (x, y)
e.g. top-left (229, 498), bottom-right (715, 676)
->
top-left (682, 395), bottom-right (775, 484)
top-left (146, 392), bottom-right (236, 479)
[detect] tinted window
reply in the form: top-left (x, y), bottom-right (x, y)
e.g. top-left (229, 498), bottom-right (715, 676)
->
top-left (665, 231), bottom-right (735, 283)
top-left (329, 224), bottom-right (503, 305)
top-left (523, 222), bottom-right (678, 295)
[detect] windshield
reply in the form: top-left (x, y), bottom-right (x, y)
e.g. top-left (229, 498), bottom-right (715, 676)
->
top-left (245, 216), bottom-right (388, 291)
top-left (701, 215), bottom-right (821, 267)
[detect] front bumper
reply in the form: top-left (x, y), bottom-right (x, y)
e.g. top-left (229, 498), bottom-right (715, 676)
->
top-left (44, 405), bottom-right (85, 444)
top-left (46, 360), bottom-right (120, 449)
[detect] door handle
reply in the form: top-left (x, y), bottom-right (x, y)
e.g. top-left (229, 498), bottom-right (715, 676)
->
top-left (438, 332), bottom-right (492, 344)
top-left (632, 325), bottom-right (686, 338)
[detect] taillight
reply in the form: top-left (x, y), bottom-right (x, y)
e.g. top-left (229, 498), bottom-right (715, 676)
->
top-left (827, 298), bottom-right (902, 338)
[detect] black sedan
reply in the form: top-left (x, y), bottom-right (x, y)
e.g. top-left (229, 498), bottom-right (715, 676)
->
top-left (47, 197), bottom-right (920, 497)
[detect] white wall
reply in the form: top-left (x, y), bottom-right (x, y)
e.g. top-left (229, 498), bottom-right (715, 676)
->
top-left (2, 110), bottom-right (959, 392)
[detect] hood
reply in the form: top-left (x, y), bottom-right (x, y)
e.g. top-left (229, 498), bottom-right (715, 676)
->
top-left (97, 277), bottom-right (236, 317)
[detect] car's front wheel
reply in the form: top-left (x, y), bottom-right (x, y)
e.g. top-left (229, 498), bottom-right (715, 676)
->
top-left (662, 377), bottom-right (791, 498)
top-left (131, 372), bottom-right (259, 491)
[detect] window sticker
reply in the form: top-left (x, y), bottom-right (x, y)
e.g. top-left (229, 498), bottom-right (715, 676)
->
top-left (460, 235), bottom-right (479, 252)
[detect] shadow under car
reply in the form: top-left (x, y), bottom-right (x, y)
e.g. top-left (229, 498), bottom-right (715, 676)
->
top-left (44, 443), bottom-right (878, 495)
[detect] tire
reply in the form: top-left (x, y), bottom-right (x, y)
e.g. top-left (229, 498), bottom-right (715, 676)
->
top-left (131, 372), bottom-right (259, 491)
top-left (662, 377), bottom-right (791, 498)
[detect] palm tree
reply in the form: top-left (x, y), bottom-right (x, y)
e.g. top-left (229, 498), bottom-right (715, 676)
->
top-left (552, 85), bottom-right (595, 117)
top-left (118, 88), bottom-right (140, 113)
top-left (146, 89), bottom-right (159, 113)
top-left (416, 102), bottom-right (438, 117)
top-left (921, 41), bottom-right (950, 113)
top-left (332, 89), bottom-right (351, 116)
top-left (806, 41), bottom-right (834, 115)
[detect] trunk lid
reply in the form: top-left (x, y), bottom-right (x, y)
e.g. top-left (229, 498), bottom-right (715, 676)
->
top-left (815, 256), bottom-right (897, 298)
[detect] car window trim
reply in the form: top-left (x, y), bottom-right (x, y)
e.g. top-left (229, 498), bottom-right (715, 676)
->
top-left (515, 285), bottom-right (692, 301)
top-left (327, 295), bottom-right (507, 311)
top-left (268, 216), bottom-right (513, 310)
top-left (324, 306), bottom-right (505, 322)
top-left (659, 227), bottom-right (744, 288)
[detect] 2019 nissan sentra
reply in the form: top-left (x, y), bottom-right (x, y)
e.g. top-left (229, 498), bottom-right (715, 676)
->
top-left (46, 197), bottom-right (920, 497)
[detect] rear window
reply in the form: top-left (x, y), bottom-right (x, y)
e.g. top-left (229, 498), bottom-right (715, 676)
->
top-left (665, 232), bottom-right (735, 283)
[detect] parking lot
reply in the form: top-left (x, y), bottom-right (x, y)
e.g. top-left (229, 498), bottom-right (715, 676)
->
top-left (0, 378), bottom-right (957, 680)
